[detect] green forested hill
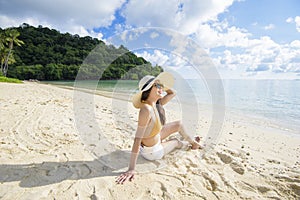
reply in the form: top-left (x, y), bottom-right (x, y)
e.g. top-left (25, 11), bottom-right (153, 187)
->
top-left (2, 23), bottom-right (162, 80)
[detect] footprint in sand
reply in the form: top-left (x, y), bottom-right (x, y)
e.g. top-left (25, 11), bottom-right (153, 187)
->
top-left (217, 151), bottom-right (246, 175)
top-left (230, 161), bottom-right (245, 175)
top-left (216, 152), bottom-right (233, 164)
top-left (201, 171), bottom-right (223, 191)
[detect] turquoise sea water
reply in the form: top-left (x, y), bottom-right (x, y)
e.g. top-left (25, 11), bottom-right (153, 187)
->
top-left (44, 79), bottom-right (300, 134)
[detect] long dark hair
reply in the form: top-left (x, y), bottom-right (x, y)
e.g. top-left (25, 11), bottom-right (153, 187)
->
top-left (141, 87), bottom-right (166, 125)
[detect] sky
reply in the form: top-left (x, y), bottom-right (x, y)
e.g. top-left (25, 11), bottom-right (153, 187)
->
top-left (0, 0), bottom-right (299, 79)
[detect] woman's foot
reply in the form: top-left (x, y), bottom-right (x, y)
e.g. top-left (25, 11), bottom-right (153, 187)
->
top-left (191, 136), bottom-right (202, 150)
top-left (176, 139), bottom-right (190, 150)
top-left (195, 136), bottom-right (201, 142)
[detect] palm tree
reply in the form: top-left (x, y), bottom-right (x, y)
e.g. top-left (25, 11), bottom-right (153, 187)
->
top-left (0, 32), bottom-right (6, 75)
top-left (2, 29), bottom-right (24, 77)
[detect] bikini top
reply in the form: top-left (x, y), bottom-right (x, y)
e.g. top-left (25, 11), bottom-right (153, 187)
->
top-left (146, 105), bottom-right (162, 138)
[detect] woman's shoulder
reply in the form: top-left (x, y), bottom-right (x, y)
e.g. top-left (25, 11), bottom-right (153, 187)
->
top-left (138, 104), bottom-right (152, 119)
top-left (140, 104), bottom-right (152, 112)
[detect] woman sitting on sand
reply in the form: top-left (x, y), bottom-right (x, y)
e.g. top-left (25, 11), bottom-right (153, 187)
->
top-left (116, 72), bottom-right (201, 184)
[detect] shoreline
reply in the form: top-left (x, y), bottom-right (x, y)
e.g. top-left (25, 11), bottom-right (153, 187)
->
top-left (0, 82), bottom-right (299, 199)
top-left (43, 81), bottom-right (300, 136)
top-left (225, 108), bottom-right (300, 137)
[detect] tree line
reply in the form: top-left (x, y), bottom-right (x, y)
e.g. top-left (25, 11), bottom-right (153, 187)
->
top-left (0, 23), bottom-right (163, 80)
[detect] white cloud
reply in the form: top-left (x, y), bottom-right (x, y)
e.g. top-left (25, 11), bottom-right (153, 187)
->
top-left (135, 49), bottom-right (187, 67)
top-left (286, 17), bottom-right (293, 23)
top-left (290, 40), bottom-right (300, 48)
top-left (123, 1), bottom-right (178, 28)
top-left (295, 16), bottom-right (300, 32)
top-left (286, 16), bottom-right (300, 33)
top-left (65, 26), bottom-right (104, 40)
top-left (0, 15), bottom-right (52, 29)
top-left (150, 32), bottom-right (159, 39)
top-left (136, 50), bottom-right (169, 66)
top-left (194, 20), bottom-right (251, 48)
top-left (0, 0), bottom-right (125, 36)
top-left (213, 36), bottom-right (300, 78)
top-left (123, 0), bottom-right (234, 35)
top-left (264, 24), bottom-right (275, 30)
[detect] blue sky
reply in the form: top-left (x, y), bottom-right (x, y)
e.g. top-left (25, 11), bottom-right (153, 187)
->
top-left (0, 0), bottom-right (299, 79)
top-left (221, 0), bottom-right (299, 43)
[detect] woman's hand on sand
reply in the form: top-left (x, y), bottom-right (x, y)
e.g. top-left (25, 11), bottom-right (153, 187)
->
top-left (115, 170), bottom-right (135, 184)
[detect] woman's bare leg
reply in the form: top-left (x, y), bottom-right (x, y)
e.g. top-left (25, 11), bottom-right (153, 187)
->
top-left (160, 120), bottom-right (201, 149)
top-left (161, 139), bottom-right (190, 156)
top-left (161, 139), bottom-right (179, 155)
top-left (160, 121), bottom-right (181, 140)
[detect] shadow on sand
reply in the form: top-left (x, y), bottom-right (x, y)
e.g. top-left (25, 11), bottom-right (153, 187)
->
top-left (0, 149), bottom-right (166, 188)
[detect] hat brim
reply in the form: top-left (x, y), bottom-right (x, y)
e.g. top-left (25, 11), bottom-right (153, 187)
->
top-left (132, 72), bottom-right (174, 108)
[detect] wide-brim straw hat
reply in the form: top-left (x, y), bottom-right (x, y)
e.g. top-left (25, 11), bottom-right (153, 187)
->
top-left (132, 72), bottom-right (174, 108)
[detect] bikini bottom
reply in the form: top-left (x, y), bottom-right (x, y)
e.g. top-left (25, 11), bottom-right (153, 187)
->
top-left (140, 135), bottom-right (164, 161)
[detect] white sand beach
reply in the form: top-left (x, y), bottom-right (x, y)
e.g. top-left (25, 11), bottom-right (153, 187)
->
top-left (0, 82), bottom-right (299, 199)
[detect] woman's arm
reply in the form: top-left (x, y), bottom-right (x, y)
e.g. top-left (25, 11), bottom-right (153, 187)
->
top-left (115, 107), bottom-right (150, 184)
top-left (115, 137), bottom-right (142, 184)
top-left (160, 88), bottom-right (176, 105)
top-left (127, 121), bottom-right (148, 171)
